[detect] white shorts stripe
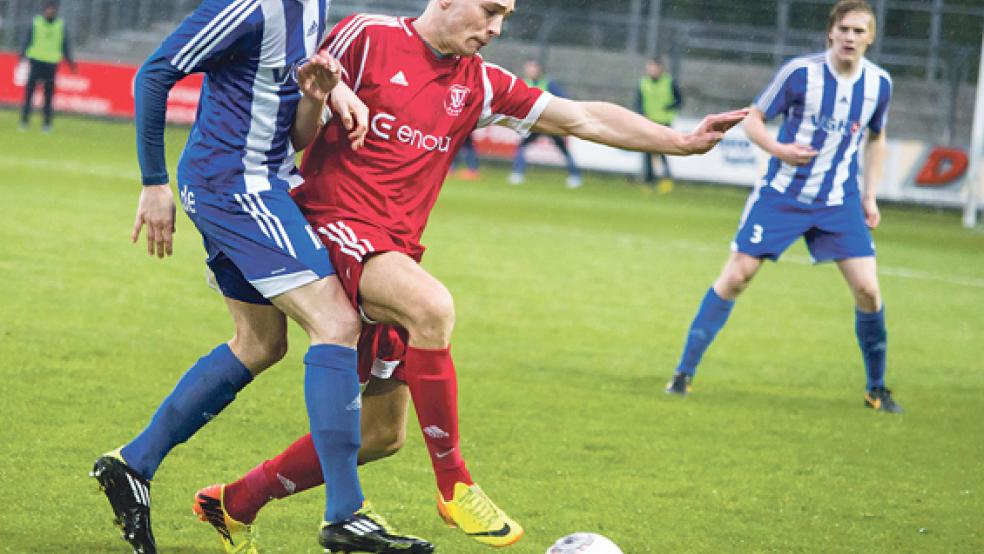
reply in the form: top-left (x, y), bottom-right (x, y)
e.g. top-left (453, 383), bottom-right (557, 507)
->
top-left (238, 193), bottom-right (283, 249)
top-left (233, 194), bottom-right (272, 240)
top-left (318, 226), bottom-right (363, 262)
top-left (253, 194), bottom-right (297, 258)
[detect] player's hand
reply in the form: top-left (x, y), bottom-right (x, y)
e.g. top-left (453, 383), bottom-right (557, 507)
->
top-left (862, 196), bottom-right (881, 229)
top-left (681, 108), bottom-right (750, 154)
top-left (297, 51), bottom-right (341, 102)
top-left (773, 143), bottom-right (818, 166)
top-left (132, 184), bottom-right (176, 258)
top-left (329, 82), bottom-right (369, 150)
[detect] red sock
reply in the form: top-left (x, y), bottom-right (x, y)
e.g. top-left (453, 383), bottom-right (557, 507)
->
top-left (223, 433), bottom-right (324, 524)
top-left (405, 345), bottom-right (472, 501)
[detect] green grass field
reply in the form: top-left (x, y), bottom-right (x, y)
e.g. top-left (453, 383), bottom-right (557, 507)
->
top-left (1, 110), bottom-right (982, 553)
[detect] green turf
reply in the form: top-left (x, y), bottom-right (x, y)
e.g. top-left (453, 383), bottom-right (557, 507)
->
top-left (1, 110), bottom-right (982, 553)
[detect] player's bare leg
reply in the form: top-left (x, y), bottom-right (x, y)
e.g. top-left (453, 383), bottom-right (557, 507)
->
top-left (667, 252), bottom-right (764, 395)
top-left (837, 256), bottom-right (900, 413)
top-left (360, 252), bottom-right (524, 547)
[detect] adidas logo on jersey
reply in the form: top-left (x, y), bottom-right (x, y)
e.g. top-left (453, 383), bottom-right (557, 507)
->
top-left (390, 70), bottom-right (408, 86)
top-left (423, 425), bottom-right (450, 439)
top-left (307, 20), bottom-right (318, 37)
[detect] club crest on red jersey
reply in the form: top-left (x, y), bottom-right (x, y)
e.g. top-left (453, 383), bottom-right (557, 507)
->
top-left (445, 85), bottom-right (469, 116)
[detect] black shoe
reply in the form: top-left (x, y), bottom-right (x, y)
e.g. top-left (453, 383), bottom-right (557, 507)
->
top-left (665, 372), bottom-right (692, 396)
top-left (91, 453), bottom-right (157, 553)
top-left (864, 387), bottom-right (903, 413)
top-left (319, 504), bottom-right (435, 553)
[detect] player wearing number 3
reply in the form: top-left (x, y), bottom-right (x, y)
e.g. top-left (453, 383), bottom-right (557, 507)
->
top-left (665, 0), bottom-right (902, 414)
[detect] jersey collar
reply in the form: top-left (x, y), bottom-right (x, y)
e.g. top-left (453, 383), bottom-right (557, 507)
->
top-left (825, 49), bottom-right (864, 84)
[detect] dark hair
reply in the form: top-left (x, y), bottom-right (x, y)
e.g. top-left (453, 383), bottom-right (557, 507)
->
top-left (43, 1), bottom-right (59, 9)
top-left (827, 0), bottom-right (876, 44)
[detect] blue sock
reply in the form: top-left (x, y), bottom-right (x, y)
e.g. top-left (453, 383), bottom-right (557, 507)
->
top-left (304, 344), bottom-right (364, 523)
top-left (855, 306), bottom-right (887, 390)
top-left (121, 344), bottom-right (252, 479)
top-left (676, 288), bottom-right (735, 377)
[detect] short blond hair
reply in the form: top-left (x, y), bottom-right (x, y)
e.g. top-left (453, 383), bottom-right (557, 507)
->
top-left (827, 1), bottom-right (877, 46)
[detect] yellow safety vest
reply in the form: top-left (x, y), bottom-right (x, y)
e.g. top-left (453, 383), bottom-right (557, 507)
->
top-left (25, 15), bottom-right (65, 64)
top-left (640, 75), bottom-right (677, 125)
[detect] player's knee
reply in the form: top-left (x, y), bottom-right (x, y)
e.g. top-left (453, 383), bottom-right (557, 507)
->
top-left (854, 283), bottom-right (881, 311)
top-left (410, 289), bottom-right (455, 344)
top-left (360, 425), bottom-right (406, 462)
top-left (230, 332), bottom-right (287, 372)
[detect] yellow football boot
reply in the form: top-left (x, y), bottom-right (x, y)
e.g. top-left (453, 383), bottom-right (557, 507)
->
top-left (193, 484), bottom-right (259, 554)
top-left (436, 482), bottom-right (524, 547)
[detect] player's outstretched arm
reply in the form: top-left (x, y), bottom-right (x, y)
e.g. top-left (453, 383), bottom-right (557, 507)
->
top-left (293, 52), bottom-right (340, 151)
top-left (293, 52), bottom-right (368, 151)
top-left (530, 97), bottom-right (747, 155)
top-left (743, 107), bottom-right (817, 166)
top-left (861, 131), bottom-right (887, 228)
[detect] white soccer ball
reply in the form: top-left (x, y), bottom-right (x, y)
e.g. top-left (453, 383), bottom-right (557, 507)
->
top-left (546, 532), bottom-right (624, 554)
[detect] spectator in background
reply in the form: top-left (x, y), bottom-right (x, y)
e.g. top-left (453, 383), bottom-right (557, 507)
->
top-left (509, 59), bottom-right (582, 188)
top-left (636, 57), bottom-right (682, 193)
top-left (451, 134), bottom-right (481, 181)
top-left (19, 1), bottom-right (75, 133)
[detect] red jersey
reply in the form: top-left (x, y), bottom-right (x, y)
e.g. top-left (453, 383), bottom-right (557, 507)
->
top-left (293, 14), bottom-right (549, 253)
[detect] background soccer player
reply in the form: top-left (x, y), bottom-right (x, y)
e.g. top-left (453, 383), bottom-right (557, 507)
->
top-left (664, 0), bottom-right (901, 414)
top-left (192, 0), bottom-right (747, 550)
top-left (89, 1), bottom-right (432, 553)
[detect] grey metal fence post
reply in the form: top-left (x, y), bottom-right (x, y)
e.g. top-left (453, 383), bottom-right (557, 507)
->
top-left (927, 0), bottom-right (942, 81)
top-left (628, 0), bottom-right (642, 54)
top-left (873, 0), bottom-right (886, 61)
top-left (645, 0), bottom-right (661, 57)
top-left (775, 0), bottom-right (790, 66)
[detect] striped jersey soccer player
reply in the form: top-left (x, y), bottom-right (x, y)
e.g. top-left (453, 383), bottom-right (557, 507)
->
top-left (665, 0), bottom-right (901, 413)
top-left (188, 0), bottom-right (749, 550)
top-left (89, 1), bottom-right (433, 553)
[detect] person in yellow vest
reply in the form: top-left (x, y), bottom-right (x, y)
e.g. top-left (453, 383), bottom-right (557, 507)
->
top-left (636, 57), bottom-right (682, 193)
top-left (509, 59), bottom-right (583, 188)
top-left (19, 1), bottom-right (75, 133)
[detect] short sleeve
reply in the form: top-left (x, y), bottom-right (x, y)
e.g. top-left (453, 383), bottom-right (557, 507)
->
top-left (477, 62), bottom-right (549, 137)
top-left (160, 0), bottom-right (261, 74)
top-left (868, 74), bottom-right (892, 134)
top-left (754, 60), bottom-right (807, 121)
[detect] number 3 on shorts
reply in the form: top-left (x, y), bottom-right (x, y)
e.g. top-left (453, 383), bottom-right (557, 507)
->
top-left (750, 224), bottom-right (764, 244)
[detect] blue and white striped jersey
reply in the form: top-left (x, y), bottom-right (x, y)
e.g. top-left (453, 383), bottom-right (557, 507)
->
top-left (135, 0), bottom-right (331, 192)
top-left (754, 51), bottom-right (892, 206)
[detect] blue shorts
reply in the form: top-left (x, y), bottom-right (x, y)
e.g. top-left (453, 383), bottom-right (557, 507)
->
top-left (180, 184), bottom-right (335, 305)
top-left (732, 186), bottom-right (875, 262)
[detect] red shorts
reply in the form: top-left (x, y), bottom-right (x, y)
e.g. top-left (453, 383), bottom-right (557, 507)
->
top-left (310, 218), bottom-right (419, 383)
top-left (357, 323), bottom-right (408, 383)
top-left (308, 218), bottom-right (423, 311)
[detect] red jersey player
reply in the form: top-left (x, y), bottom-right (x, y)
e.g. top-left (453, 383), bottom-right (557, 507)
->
top-left (193, 0), bottom-right (748, 551)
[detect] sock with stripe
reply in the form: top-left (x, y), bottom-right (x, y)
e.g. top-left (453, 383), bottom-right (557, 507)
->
top-left (676, 287), bottom-right (735, 377)
top-left (224, 434), bottom-right (323, 524)
top-left (405, 345), bottom-right (472, 502)
top-left (121, 343), bottom-right (253, 480)
top-left (304, 344), bottom-right (364, 523)
top-left (855, 306), bottom-right (887, 390)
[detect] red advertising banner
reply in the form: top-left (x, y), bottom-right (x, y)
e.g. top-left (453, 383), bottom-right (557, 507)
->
top-left (0, 51), bottom-right (202, 124)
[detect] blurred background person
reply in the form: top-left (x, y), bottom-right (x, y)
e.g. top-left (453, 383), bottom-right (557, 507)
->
top-left (636, 57), bottom-right (682, 194)
top-left (19, 0), bottom-right (75, 133)
top-left (451, 134), bottom-right (481, 181)
top-left (509, 59), bottom-right (582, 188)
